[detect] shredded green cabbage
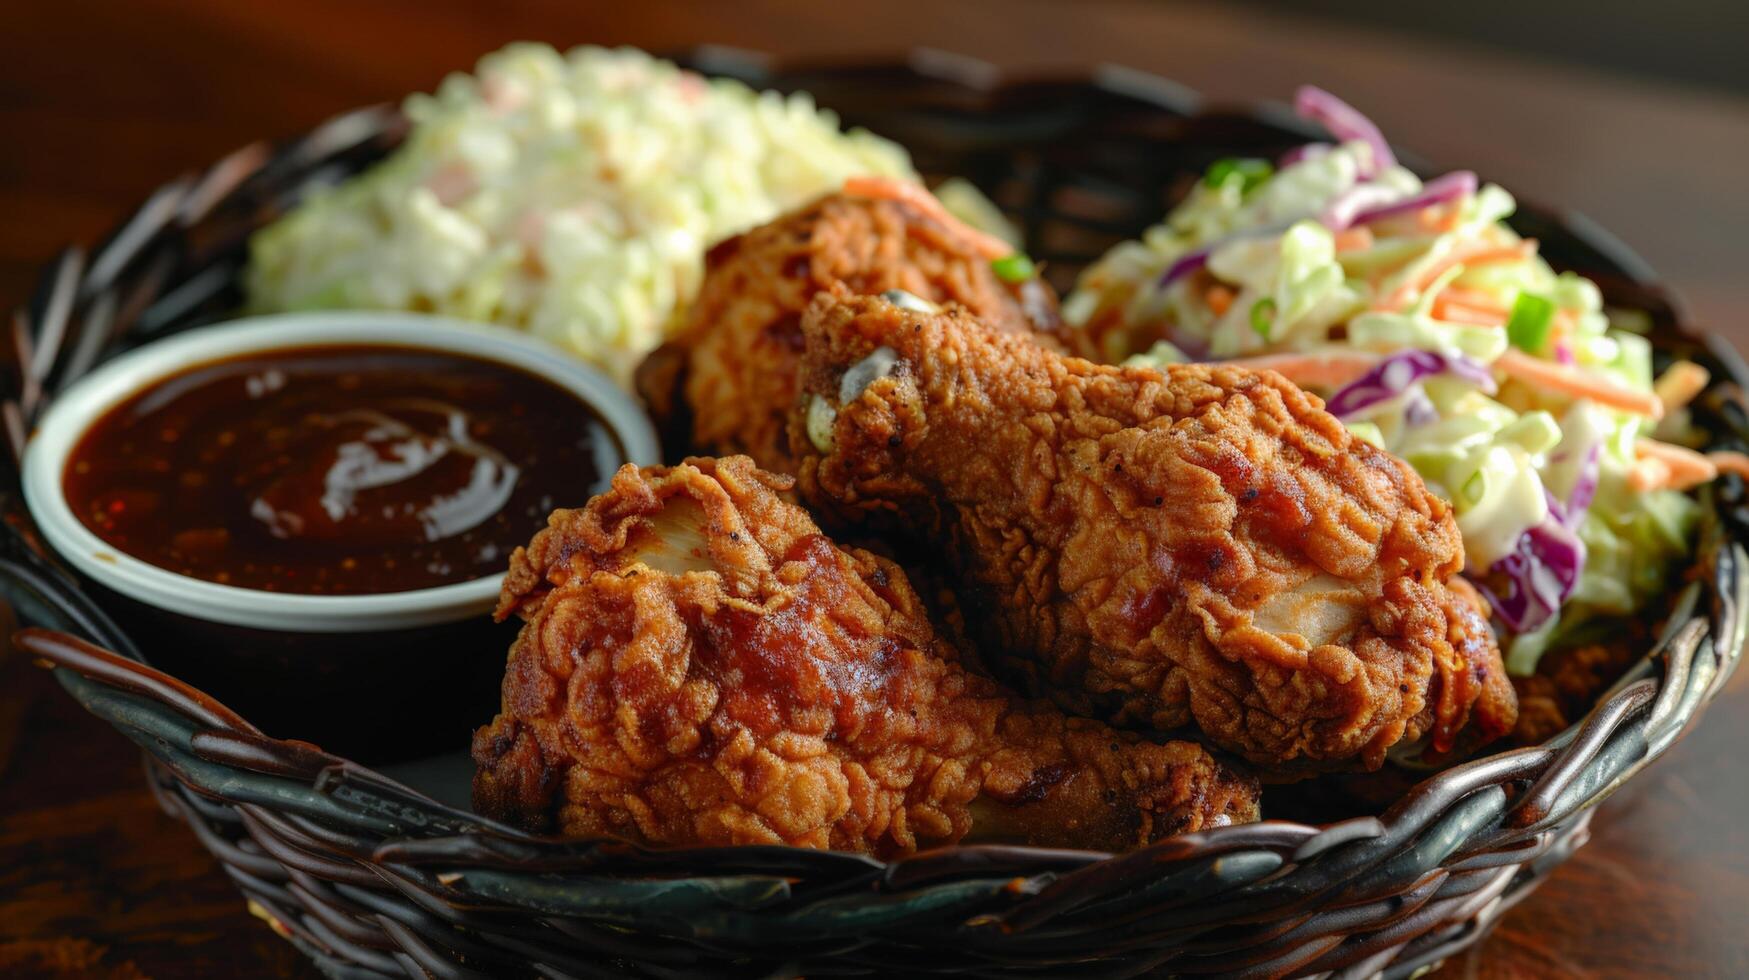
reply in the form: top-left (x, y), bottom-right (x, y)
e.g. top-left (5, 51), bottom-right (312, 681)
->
top-left (1078, 132), bottom-right (1700, 674)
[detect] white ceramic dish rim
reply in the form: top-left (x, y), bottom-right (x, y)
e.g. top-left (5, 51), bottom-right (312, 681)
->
top-left (22, 311), bottom-right (660, 633)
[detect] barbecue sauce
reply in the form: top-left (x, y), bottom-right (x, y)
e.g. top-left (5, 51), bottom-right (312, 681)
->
top-left (64, 344), bottom-right (620, 594)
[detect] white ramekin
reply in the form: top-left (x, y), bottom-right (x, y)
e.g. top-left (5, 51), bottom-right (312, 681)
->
top-left (22, 311), bottom-right (659, 633)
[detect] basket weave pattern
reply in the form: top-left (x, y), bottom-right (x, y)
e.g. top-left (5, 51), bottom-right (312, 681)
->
top-left (4, 52), bottom-right (1746, 979)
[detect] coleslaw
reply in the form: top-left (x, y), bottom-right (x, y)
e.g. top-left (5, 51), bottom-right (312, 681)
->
top-left (246, 44), bottom-right (915, 386)
top-left (1063, 87), bottom-right (1718, 674)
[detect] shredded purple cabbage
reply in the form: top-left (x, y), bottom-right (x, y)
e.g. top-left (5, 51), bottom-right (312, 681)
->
top-left (1294, 86), bottom-right (1396, 177)
top-left (1325, 350), bottom-right (1496, 419)
top-left (1351, 171), bottom-right (1478, 226)
top-left (1567, 445), bottom-right (1601, 518)
top-left (1476, 517), bottom-right (1585, 633)
top-left (1544, 488), bottom-right (1570, 527)
top-left (1478, 445), bottom-right (1598, 632)
top-left (1402, 388), bottom-right (1440, 427)
top-left (1157, 222), bottom-right (1295, 289)
top-left (1546, 443), bottom-right (1601, 523)
top-left (1158, 250), bottom-right (1211, 289)
top-left (1319, 184), bottom-right (1403, 231)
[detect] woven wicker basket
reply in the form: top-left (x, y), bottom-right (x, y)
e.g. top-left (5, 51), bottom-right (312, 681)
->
top-left (4, 49), bottom-right (1745, 979)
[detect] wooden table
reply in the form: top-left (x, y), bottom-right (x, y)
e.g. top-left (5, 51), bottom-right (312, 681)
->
top-left (3, 2), bottom-right (1746, 977)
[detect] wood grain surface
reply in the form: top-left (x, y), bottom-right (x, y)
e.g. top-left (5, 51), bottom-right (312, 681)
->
top-left (3, 2), bottom-right (1747, 977)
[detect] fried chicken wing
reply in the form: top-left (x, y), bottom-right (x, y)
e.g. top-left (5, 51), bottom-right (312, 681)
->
top-left (472, 456), bottom-right (1258, 855)
top-left (788, 294), bottom-right (1516, 771)
top-left (634, 187), bottom-right (1058, 473)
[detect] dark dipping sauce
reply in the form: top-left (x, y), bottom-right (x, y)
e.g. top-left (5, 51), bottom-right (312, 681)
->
top-left (64, 344), bottom-right (621, 595)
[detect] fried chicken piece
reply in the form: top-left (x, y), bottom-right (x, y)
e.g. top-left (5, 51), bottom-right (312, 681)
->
top-left (634, 189), bottom-right (1059, 473)
top-left (1511, 634), bottom-right (1642, 745)
top-left (472, 456), bottom-right (1257, 855)
top-left (788, 294), bottom-right (1516, 771)
top-left (1428, 577), bottom-right (1519, 761)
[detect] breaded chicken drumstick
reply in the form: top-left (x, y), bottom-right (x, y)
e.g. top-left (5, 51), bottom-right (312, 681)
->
top-left (635, 181), bottom-right (1059, 473)
top-left (472, 457), bottom-right (1258, 855)
top-left (789, 294), bottom-right (1516, 771)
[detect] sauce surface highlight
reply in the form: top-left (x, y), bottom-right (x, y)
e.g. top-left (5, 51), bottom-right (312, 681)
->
top-left (64, 344), bottom-right (621, 595)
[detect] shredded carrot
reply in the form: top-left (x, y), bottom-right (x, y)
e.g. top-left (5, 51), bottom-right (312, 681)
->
top-left (1480, 224), bottom-right (1518, 248)
top-left (1627, 456), bottom-right (1673, 493)
top-left (1438, 287), bottom-right (1510, 318)
top-left (1223, 350), bottom-right (1381, 389)
top-left (1332, 227), bottom-right (1375, 253)
top-left (1205, 283), bottom-right (1236, 317)
top-left (1708, 450), bottom-right (1749, 480)
top-left (1373, 240), bottom-right (1538, 312)
top-left (1633, 438), bottom-right (1718, 491)
top-left (1492, 349), bottom-right (1664, 419)
top-left (1653, 360), bottom-right (1711, 414)
top-left (1432, 299), bottom-right (1506, 326)
top-left (1416, 205), bottom-right (1462, 234)
top-left (842, 176), bottom-right (1014, 260)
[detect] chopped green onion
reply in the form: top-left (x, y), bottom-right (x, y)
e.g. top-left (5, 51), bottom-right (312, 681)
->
top-left (1506, 292), bottom-right (1556, 353)
top-left (1204, 157), bottom-right (1273, 194)
top-left (1250, 297), bottom-right (1277, 339)
top-left (991, 253), bottom-right (1036, 283)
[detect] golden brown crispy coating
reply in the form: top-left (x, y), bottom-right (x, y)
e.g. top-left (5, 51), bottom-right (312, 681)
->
top-left (634, 191), bottom-right (1058, 472)
top-left (789, 295), bottom-right (1516, 771)
top-left (1428, 578), bottom-right (1520, 762)
top-left (1510, 635), bottom-right (1641, 745)
top-left (472, 456), bottom-right (1258, 855)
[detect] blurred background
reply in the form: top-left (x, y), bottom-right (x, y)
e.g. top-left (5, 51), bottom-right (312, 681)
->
top-left (3, 0), bottom-right (1747, 345)
top-left (1238, 0), bottom-right (1749, 95)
